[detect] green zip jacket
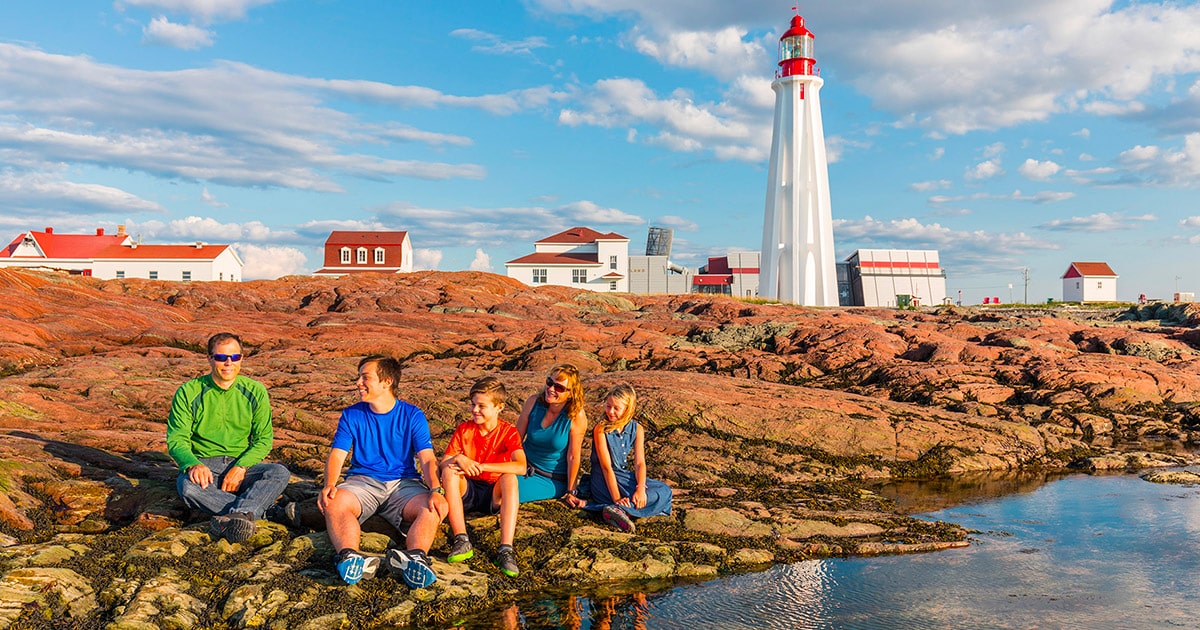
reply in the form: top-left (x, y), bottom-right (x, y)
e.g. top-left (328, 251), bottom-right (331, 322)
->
top-left (166, 374), bottom-right (273, 472)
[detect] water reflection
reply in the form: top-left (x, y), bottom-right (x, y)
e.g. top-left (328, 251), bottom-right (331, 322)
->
top-left (459, 471), bottom-right (1200, 629)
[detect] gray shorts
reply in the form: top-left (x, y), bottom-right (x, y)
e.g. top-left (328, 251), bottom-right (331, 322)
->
top-left (338, 475), bottom-right (430, 525)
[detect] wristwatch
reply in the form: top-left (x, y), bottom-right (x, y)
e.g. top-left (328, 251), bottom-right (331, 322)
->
top-left (430, 486), bottom-right (445, 496)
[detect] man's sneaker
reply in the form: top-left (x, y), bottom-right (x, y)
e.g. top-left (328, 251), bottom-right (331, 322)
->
top-left (494, 546), bottom-right (519, 577)
top-left (265, 502), bottom-right (301, 529)
top-left (602, 505), bottom-right (636, 533)
top-left (362, 555), bottom-right (381, 580)
top-left (447, 535), bottom-right (474, 563)
top-left (210, 511), bottom-right (257, 543)
top-left (385, 548), bottom-right (438, 589)
top-left (336, 549), bottom-right (367, 585)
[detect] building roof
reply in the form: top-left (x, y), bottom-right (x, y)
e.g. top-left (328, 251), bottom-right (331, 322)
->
top-left (1, 228), bottom-right (230, 261)
top-left (505, 252), bottom-right (601, 266)
top-left (2, 228), bottom-right (129, 259)
top-left (324, 231), bottom-right (409, 246)
top-left (535, 227), bottom-right (628, 244)
top-left (1062, 262), bottom-right (1118, 279)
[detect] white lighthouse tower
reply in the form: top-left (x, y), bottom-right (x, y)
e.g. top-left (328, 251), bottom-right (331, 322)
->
top-left (759, 12), bottom-right (838, 306)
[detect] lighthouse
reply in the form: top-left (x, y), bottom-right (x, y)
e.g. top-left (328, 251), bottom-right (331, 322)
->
top-left (759, 12), bottom-right (838, 306)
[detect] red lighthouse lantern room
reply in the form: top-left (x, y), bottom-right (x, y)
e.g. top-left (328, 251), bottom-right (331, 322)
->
top-left (778, 14), bottom-right (816, 78)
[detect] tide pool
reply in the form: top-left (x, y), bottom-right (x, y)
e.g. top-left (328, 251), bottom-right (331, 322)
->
top-left (465, 471), bottom-right (1200, 629)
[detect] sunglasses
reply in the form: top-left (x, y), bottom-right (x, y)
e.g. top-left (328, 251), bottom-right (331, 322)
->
top-left (211, 353), bottom-right (243, 362)
top-left (545, 378), bottom-right (569, 394)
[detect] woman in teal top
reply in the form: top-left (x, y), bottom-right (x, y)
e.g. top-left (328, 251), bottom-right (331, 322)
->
top-left (515, 364), bottom-right (588, 504)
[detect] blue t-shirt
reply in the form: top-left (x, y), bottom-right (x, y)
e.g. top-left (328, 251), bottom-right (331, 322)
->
top-left (332, 400), bottom-right (433, 481)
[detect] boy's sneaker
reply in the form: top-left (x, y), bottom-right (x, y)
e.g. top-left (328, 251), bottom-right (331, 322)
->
top-left (385, 548), bottom-right (438, 589)
top-left (447, 535), bottom-right (474, 563)
top-left (494, 546), bottom-right (519, 577)
top-left (210, 511), bottom-right (257, 543)
top-left (336, 549), bottom-right (367, 585)
top-left (602, 505), bottom-right (636, 533)
top-left (265, 502), bottom-right (301, 529)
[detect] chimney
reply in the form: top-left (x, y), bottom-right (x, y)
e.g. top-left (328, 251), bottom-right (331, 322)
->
top-left (195, 241), bottom-right (203, 249)
top-left (96, 228), bottom-right (105, 236)
top-left (117, 225), bottom-right (126, 237)
top-left (45, 227), bottom-right (53, 234)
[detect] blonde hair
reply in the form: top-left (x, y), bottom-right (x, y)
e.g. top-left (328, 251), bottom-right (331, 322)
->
top-left (601, 383), bottom-right (636, 433)
top-left (541, 363), bottom-right (585, 419)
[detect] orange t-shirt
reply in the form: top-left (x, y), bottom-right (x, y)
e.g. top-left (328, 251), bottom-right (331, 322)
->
top-left (445, 420), bottom-right (523, 484)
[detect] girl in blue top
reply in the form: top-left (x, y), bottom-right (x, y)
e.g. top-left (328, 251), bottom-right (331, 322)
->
top-left (515, 364), bottom-right (588, 505)
top-left (583, 384), bottom-right (672, 533)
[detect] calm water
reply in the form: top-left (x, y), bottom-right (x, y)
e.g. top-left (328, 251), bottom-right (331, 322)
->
top-left (464, 471), bottom-right (1200, 629)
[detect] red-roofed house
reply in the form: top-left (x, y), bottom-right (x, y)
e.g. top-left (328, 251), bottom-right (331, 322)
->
top-left (0, 226), bottom-right (243, 281)
top-left (1062, 262), bottom-right (1118, 302)
top-left (312, 231), bottom-right (413, 276)
top-left (505, 227), bottom-right (630, 292)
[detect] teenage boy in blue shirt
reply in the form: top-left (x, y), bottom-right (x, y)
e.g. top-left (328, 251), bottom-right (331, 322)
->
top-left (318, 355), bottom-right (448, 587)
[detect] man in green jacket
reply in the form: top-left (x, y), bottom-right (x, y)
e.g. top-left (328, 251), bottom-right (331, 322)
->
top-left (167, 332), bottom-right (290, 543)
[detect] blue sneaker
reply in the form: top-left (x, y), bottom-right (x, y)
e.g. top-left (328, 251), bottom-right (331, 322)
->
top-left (385, 548), bottom-right (438, 589)
top-left (336, 549), bottom-right (366, 585)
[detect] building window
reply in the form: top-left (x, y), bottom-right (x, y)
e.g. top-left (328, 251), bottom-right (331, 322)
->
top-left (182, 271), bottom-right (191, 282)
top-left (1076, 281), bottom-right (1080, 289)
top-left (609, 281), bottom-right (617, 291)
top-left (149, 271), bottom-right (158, 280)
top-left (532, 269), bottom-right (547, 284)
top-left (573, 269), bottom-right (587, 284)
top-left (219, 272), bottom-right (224, 281)
top-left (609, 255), bottom-right (618, 270)
top-left (340, 247), bottom-right (351, 264)
top-left (357, 248), bottom-right (367, 264)
top-left (115, 270), bottom-right (125, 279)
top-left (374, 248), bottom-right (385, 264)
top-left (1097, 281), bottom-right (1103, 288)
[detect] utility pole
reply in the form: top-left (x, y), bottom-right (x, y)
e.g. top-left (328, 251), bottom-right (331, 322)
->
top-left (1022, 267), bottom-right (1030, 304)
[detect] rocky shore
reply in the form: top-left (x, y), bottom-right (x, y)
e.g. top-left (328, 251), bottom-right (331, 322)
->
top-left (1, 268), bottom-right (1198, 628)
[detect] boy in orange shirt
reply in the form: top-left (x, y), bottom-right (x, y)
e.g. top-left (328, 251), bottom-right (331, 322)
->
top-left (439, 376), bottom-right (527, 576)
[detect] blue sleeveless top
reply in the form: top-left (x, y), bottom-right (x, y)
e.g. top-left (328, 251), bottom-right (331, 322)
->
top-left (523, 402), bottom-right (572, 475)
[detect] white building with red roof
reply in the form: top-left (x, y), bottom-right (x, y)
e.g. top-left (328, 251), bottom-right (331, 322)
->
top-left (505, 227), bottom-right (629, 292)
top-left (0, 226), bottom-right (243, 281)
top-left (312, 230), bottom-right (413, 276)
top-left (1062, 262), bottom-right (1118, 303)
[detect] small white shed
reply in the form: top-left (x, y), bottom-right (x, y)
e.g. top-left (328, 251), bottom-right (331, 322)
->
top-left (1062, 262), bottom-right (1118, 303)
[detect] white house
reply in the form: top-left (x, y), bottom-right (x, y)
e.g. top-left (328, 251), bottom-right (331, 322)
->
top-left (1062, 262), bottom-right (1118, 303)
top-left (506, 227), bottom-right (630, 292)
top-left (0, 226), bottom-right (243, 281)
top-left (312, 230), bottom-right (413, 275)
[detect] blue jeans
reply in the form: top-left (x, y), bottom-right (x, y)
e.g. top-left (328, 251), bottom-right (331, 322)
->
top-left (176, 456), bottom-right (290, 520)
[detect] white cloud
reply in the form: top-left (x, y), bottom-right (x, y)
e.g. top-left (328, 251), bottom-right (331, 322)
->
top-left (450, 29), bottom-right (550, 58)
top-left (413, 248), bottom-right (443, 271)
top-left (234, 244), bottom-right (307, 280)
top-left (468, 248), bottom-right (493, 272)
top-left (1018, 158), bottom-right (1061, 181)
top-left (118, 0), bottom-right (280, 24)
top-left (1113, 133), bottom-right (1200, 187)
top-left (1037, 212), bottom-right (1157, 232)
top-left (834, 214), bottom-right (1059, 274)
top-left (654, 215), bottom-right (699, 231)
top-left (133, 216), bottom-right (291, 242)
top-left (0, 169), bottom-right (167, 214)
top-left (965, 159), bottom-right (1004, 181)
top-left (200, 188), bottom-right (227, 207)
top-left (142, 16), bottom-right (214, 49)
top-left (910, 179), bottom-right (951, 192)
top-left (632, 26), bottom-right (765, 81)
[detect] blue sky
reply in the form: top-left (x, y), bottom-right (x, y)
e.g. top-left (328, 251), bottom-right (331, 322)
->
top-left (3, 1), bottom-right (1200, 303)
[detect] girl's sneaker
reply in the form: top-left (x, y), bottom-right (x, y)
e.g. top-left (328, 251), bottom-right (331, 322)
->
top-left (602, 505), bottom-right (636, 533)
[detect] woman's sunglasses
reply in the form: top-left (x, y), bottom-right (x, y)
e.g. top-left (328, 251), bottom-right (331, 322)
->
top-left (545, 378), bottom-right (568, 394)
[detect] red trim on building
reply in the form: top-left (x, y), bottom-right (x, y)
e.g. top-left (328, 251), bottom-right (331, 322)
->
top-left (693, 275), bottom-right (733, 286)
top-left (858, 260), bottom-right (940, 269)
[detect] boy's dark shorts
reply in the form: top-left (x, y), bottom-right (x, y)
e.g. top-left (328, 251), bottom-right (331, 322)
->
top-left (462, 478), bottom-right (499, 515)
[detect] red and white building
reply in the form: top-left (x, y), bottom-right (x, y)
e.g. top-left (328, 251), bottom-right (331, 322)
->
top-left (844, 249), bottom-right (947, 307)
top-left (312, 231), bottom-right (413, 276)
top-left (693, 252), bottom-right (761, 298)
top-left (506, 227), bottom-right (630, 292)
top-left (1061, 262), bottom-right (1118, 303)
top-left (0, 226), bottom-right (243, 281)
